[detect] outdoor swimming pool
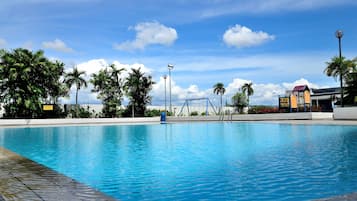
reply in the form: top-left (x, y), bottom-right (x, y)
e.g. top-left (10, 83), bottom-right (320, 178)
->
top-left (1, 122), bottom-right (357, 200)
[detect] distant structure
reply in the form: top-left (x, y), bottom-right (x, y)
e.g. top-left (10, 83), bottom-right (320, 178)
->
top-left (310, 87), bottom-right (341, 112)
top-left (279, 85), bottom-right (311, 112)
top-left (279, 85), bottom-right (346, 112)
top-left (292, 85), bottom-right (311, 112)
top-left (177, 98), bottom-right (218, 116)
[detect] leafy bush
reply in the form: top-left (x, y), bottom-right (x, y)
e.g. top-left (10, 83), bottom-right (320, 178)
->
top-left (190, 111), bottom-right (199, 116)
top-left (144, 109), bottom-right (162, 117)
top-left (232, 92), bottom-right (247, 113)
top-left (68, 106), bottom-right (94, 118)
top-left (248, 105), bottom-right (279, 114)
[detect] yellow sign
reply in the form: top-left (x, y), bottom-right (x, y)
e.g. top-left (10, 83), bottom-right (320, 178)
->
top-left (354, 96), bottom-right (357, 103)
top-left (279, 97), bottom-right (290, 108)
top-left (43, 105), bottom-right (54, 111)
top-left (304, 90), bottom-right (311, 104)
top-left (290, 95), bottom-right (297, 109)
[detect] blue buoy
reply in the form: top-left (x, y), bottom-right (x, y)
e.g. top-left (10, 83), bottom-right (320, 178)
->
top-left (160, 112), bottom-right (166, 122)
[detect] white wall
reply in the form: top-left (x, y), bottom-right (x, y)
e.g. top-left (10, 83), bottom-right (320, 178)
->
top-left (334, 107), bottom-right (357, 120)
top-left (0, 103), bottom-right (235, 117)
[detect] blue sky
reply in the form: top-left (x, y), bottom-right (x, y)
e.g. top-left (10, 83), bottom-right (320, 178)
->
top-left (1, 0), bottom-right (357, 106)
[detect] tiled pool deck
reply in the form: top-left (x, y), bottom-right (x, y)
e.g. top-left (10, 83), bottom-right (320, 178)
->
top-left (316, 193), bottom-right (357, 201)
top-left (1, 119), bottom-right (357, 200)
top-left (0, 147), bottom-right (117, 201)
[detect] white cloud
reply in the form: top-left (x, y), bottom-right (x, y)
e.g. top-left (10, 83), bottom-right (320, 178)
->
top-left (282, 78), bottom-right (320, 90)
top-left (75, 59), bottom-right (152, 78)
top-left (223, 24), bottom-right (275, 48)
top-left (0, 38), bottom-right (6, 47)
top-left (151, 76), bottom-right (211, 106)
top-left (222, 78), bottom-right (283, 105)
top-left (225, 78), bottom-right (251, 94)
top-left (76, 59), bottom-right (108, 76)
top-left (114, 21), bottom-right (178, 51)
top-left (112, 61), bottom-right (152, 79)
top-left (42, 39), bottom-right (74, 53)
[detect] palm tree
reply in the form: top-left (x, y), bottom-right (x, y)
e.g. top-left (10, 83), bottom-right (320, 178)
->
top-left (324, 56), bottom-right (357, 82)
top-left (91, 64), bottom-right (125, 117)
top-left (109, 64), bottom-right (125, 86)
top-left (64, 67), bottom-right (87, 117)
top-left (213, 82), bottom-right (225, 114)
top-left (242, 82), bottom-right (254, 108)
top-left (124, 68), bottom-right (155, 117)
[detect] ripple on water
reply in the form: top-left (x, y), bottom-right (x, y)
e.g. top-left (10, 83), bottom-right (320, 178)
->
top-left (1, 123), bottom-right (357, 200)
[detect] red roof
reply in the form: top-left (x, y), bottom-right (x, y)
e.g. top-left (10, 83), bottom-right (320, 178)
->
top-left (292, 85), bottom-right (309, 92)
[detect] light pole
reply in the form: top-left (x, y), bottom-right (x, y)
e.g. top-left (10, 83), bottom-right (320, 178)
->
top-left (168, 64), bottom-right (174, 114)
top-left (163, 75), bottom-right (167, 114)
top-left (335, 30), bottom-right (344, 107)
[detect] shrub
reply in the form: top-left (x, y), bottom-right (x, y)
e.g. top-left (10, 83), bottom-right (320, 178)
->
top-left (68, 106), bottom-right (94, 118)
top-left (248, 105), bottom-right (279, 114)
top-left (144, 109), bottom-right (162, 117)
top-left (190, 111), bottom-right (199, 116)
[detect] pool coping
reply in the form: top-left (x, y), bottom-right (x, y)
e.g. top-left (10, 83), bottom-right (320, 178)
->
top-left (0, 116), bottom-right (357, 128)
top-left (0, 147), bottom-right (117, 201)
top-left (168, 119), bottom-right (357, 126)
top-left (0, 117), bottom-right (160, 127)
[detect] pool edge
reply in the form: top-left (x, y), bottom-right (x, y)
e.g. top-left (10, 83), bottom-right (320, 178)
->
top-left (0, 147), bottom-right (118, 201)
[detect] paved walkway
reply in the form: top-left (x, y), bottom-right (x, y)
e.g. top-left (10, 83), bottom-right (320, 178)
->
top-left (0, 147), bottom-right (117, 201)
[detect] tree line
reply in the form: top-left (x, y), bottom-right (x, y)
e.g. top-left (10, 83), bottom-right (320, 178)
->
top-left (2, 48), bottom-right (355, 118)
top-left (0, 48), bottom-right (155, 118)
top-left (213, 82), bottom-right (254, 114)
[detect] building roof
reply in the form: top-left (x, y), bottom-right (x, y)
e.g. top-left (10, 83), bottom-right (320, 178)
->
top-left (311, 87), bottom-right (340, 96)
top-left (292, 85), bottom-right (309, 92)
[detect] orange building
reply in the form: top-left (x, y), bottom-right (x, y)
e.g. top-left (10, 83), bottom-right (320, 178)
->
top-left (279, 85), bottom-right (311, 112)
top-left (291, 85), bottom-right (311, 112)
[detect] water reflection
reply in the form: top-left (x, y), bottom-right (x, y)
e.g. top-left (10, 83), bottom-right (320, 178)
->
top-left (1, 123), bottom-right (357, 200)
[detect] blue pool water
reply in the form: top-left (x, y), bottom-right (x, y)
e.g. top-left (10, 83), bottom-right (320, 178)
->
top-left (1, 122), bottom-right (357, 200)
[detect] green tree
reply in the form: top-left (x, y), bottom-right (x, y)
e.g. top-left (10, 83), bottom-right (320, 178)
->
top-left (213, 82), bottom-right (225, 114)
top-left (325, 56), bottom-right (357, 105)
top-left (324, 56), bottom-right (357, 82)
top-left (0, 48), bottom-right (65, 118)
top-left (232, 92), bottom-right (247, 113)
top-left (91, 64), bottom-right (125, 117)
top-left (47, 61), bottom-right (69, 104)
top-left (241, 82), bottom-right (254, 108)
top-left (345, 71), bottom-right (357, 105)
top-left (64, 67), bottom-right (87, 117)
top-left (124, 68), bottom-right (155, 117)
